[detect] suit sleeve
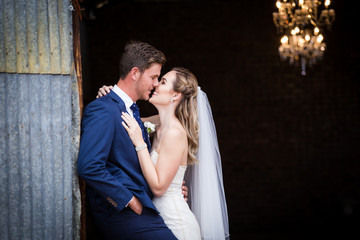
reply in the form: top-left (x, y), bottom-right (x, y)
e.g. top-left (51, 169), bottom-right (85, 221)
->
top-left (77, 100), bottom-right (133, 211)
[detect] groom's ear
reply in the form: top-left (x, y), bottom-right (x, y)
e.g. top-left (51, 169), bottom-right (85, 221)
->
top-left (130, 67), bottom-right (141, 81)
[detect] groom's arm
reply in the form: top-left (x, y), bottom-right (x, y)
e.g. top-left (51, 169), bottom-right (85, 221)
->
top-left (77, 100), bottom-right (133, 211)
top-left (141, 115), bottom-right (160, 125)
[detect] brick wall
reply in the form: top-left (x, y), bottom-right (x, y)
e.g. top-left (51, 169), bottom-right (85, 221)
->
top-left (80, 0), bottom-right (360, 238)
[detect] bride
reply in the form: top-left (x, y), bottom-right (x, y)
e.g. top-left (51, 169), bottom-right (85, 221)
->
top-left (98, 67), bottom-right (229, 240)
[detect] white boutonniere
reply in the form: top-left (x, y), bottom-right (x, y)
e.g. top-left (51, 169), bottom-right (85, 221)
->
top-left (144, 122), bottom-right (156, 134)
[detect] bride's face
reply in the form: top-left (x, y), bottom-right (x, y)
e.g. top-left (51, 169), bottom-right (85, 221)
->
top-left (149, 71), bottom-right (177, 106)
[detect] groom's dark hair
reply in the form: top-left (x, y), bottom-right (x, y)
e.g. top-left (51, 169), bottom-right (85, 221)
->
top-left (119, 41), bottom-right (166, 79)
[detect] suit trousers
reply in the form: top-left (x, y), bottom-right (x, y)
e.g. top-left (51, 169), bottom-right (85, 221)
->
top-left (90, 204), bottom-right (177, 240)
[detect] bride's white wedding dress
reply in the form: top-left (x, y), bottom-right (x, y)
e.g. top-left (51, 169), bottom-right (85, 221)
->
top-left (150, 150), bottom-right (201, 240)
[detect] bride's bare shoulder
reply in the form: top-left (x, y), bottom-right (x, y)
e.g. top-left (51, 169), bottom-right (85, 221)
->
top-left (164, 125), bottom-right (187, 143)
top-left (158, 120), bottom-right (187, 151)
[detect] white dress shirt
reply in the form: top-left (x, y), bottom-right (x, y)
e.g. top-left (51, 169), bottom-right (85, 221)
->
top-left (112, 84), bottom-right (134, 117)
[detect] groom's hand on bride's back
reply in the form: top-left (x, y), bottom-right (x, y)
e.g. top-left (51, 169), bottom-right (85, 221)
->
top-left (128, 196), bottom-right (143, 215)
top-left (182, 181), bottom-right (188, 202)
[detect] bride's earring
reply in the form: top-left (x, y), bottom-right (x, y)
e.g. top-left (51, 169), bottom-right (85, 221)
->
top-left (170, 97), bottom-right (174, 103)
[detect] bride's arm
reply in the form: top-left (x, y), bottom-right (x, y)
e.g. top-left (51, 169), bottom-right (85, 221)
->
top-left (137, 128), bottom-right (185, 197)
top-left (121, 113), bottom-right (185, 197)
top-left (96, 85), bottom-right (113, 98)
top-left (96, 86), bottom-right (159, 124)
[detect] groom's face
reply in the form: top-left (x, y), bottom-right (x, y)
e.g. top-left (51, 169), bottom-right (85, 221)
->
top-left (136, 63), bottom-right (161, 101)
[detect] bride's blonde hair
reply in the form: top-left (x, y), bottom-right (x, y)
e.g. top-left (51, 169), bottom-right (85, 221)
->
top-left (172, 67), bottom-right (199, 165)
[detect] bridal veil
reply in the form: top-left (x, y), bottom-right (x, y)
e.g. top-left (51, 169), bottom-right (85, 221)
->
top-left (185, 87), bottom-right (230, 240)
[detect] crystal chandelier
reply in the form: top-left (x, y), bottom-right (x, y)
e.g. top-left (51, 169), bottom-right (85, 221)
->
top-left (273, 0), bottom-right (335, 75)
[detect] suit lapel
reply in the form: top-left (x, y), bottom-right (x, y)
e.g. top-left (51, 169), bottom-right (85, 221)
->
top-left (108, 91), bottom-right (128, 115)
top-left (109, 91), bottom-right (151, 150)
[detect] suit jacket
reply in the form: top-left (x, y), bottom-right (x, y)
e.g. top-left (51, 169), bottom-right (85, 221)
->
top-left (77, 90), bottom-right (156, 214)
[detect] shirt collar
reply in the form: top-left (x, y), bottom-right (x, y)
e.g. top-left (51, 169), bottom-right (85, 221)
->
top-left (112, 84), bottom-right (134, 109)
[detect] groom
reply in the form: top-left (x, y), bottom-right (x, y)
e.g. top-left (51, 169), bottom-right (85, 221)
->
top-left (77, 41), bottom-right (177, 239)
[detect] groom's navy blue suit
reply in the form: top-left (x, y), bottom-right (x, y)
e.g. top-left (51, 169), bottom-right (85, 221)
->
top-left (78, 91), bottom-right (177, 240)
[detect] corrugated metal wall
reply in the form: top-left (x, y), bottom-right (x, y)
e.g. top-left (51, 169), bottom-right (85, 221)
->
top-left (0, 73), bottom-right (80, 240)
top-left (0, 0), bottom-right (72, 74)
top-left (0, 0), bottom-right (81, 239)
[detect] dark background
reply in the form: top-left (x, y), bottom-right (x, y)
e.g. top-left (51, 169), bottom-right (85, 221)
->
top-left (79, 0), bottom-right (360, 239)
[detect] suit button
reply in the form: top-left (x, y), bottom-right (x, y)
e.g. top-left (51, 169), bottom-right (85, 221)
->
top-left (107, 197), bottom-right (118, 207)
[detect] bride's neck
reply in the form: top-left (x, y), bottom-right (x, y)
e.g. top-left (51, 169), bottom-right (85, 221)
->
top-left (157, 107), bottom-right (176, 130)
top-left (153, 109), bottom-right (175, 150)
